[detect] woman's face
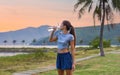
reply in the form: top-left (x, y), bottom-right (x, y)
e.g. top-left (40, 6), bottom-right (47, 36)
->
top-left (60, 23), bottom-right (66, 30)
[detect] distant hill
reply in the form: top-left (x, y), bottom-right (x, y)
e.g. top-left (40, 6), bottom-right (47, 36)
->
top-left (0, 23), bottom-right (120, 45)
top-left (0, 25), bottom-right (50, 45)
top-left (31, 23), bottom-right (120, 45)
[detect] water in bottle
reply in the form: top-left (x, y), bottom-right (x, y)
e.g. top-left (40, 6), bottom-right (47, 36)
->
top-left (48, 25), bottom-right (60, 32)
top-left (48, 27), bottom-right (54, 31)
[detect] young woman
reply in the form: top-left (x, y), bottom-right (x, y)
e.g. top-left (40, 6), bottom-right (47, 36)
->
top-left (49, 20), bottom-right (76, 75)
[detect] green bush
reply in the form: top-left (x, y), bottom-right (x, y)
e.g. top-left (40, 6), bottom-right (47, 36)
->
top-left (34, 48), bottom-right (47, 59)
top-left (117, 36), bottom-right (120, 43)
top-left (89, 37), bottom-right (111, 48)
top-left (103, 39), bottom-right (111, 48)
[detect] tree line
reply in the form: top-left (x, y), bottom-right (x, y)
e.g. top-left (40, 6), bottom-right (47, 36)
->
top-left (1, 39), bottom-right (37, 45)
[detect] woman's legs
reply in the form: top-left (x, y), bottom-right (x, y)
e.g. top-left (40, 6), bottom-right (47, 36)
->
top-left (57, 69), bottom-right (64, 75)
top-left (57, 69), bottom-right (73, 75)
top-left (66, 70), bottom-right (73, 75)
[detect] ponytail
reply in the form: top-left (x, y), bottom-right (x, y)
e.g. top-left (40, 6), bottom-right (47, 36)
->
top-left (69, 26), bottom-right (76, 46)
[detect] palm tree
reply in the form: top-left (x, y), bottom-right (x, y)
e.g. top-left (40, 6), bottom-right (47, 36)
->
top-left (79, 39), bottom-right (83, 44)
top-left (13, 40), bottom-right (17, 45)
top-left (42, 40), bottom-right (46, 45)
top-left (32, 39), bottom-right (37, 43)
top-left (3, 40), bottom-right (7, 45)
top-left (21, 40), bottom-right (25, 45)
top-left (74, 0), bottom-right (120, 56)
top-left (117, 36), bottom-right (120, 44)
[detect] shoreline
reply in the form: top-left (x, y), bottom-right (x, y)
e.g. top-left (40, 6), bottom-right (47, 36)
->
top-left (0, 45), bottom-right (119, 53)
top-left (0, 45), bottom-right (90, 48)
top-left (0, 45), bottom-right (119, 48)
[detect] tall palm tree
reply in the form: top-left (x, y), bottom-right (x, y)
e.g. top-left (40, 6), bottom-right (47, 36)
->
top-left (74, 0), bottom-right (120, 56)
top-left (3, 40), bottom-right (7, 45)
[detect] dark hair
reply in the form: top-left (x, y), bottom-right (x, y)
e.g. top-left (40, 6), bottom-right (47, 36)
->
top-left (62, 20), bottom-right (76, 46)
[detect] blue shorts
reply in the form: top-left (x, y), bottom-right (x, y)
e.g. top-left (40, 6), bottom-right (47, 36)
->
top-left (56, 52), bottom-right (73, 70)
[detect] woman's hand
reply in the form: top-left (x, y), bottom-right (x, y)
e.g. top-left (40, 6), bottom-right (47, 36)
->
top-left (72, 63), bottom-right (76, 71)
top-left (53, 26), bottom-right (57, 31)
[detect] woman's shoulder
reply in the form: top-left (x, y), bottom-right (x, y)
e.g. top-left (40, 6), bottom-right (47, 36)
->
top-left (68, 33), bottom-right (74, 40)
top-left (68, 33), bottom-right (74, 37)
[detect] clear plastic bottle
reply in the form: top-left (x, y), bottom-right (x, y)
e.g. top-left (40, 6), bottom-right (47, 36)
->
top-left (48, 25), bottom-right (60, 32)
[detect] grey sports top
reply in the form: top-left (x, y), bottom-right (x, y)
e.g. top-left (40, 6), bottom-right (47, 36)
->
top-left (54, 30), bottom-right (74, 50)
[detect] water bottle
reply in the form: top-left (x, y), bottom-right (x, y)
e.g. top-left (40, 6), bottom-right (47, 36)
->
top-left (48, 25), bottom-right (60, 32)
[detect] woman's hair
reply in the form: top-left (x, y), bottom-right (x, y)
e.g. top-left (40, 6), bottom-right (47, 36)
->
top-left (62, 20), bottom-right (76, 46)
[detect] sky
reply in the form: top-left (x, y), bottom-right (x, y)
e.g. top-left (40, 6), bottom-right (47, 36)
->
top-left (0, 0), bottom-right (120, 32)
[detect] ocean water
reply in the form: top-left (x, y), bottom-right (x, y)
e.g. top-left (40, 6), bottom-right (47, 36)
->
top-left (0, 52), bottom-right (28, 57)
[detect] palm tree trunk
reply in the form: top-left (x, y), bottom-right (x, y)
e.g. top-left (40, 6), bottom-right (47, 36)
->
top-left (100, 0), bottom-right (105, 56)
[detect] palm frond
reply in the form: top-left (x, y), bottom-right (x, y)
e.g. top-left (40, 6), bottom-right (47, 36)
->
top-left (105, 2), bottom-right (111, 21)
top-left (74, 0), bottom-right (87, 11)
top-left (112, 0), bottom-right (120, 12)
top-left (76, 0), bottom-right (93, 18)
top-left (78, 8), bottom-right (84, 18)
top-left (94, 0), bottom-right (114, 30)
top-left (96, 8), bottom-right (101, 21)
top-left (83, 0), bottom-right (93, 10)
top-left (93, 12), bottom-right (96, 27)
top-left (104, 0), bottom-right (114, 30)
top-left (93, 6), bottom-right (98, 26)
top-left (98, 0), bottom-right (102, 20)
top-left (88, 1), bottom-right (93, 12)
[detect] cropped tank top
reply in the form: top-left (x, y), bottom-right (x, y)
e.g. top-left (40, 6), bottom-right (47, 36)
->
top-left (54, 30), bottom-right (74, 50)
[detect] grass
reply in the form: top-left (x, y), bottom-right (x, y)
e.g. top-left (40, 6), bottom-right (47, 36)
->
top-left (0, 48), bottom-right (56, 75)
top-left (75, 54), bottom-right (120, 75)
top-left (40, 53), bottom-right (120, 75)
top-left (0, 47), bottom-right (120, 75)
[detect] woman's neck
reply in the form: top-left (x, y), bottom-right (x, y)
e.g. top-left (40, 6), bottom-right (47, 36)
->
top-left (62, 29), bottom-right (68, 34)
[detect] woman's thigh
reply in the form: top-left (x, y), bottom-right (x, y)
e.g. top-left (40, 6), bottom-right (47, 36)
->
top-left (66, 69), bottom-right (73, 75)
top-left (57, 69), bottom-right (64, 75)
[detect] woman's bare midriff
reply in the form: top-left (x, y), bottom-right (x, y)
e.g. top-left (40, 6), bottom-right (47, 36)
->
top-left (58, 48), bottom-right (69, 53)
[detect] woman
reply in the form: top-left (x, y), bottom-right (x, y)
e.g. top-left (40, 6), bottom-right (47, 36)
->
top-left (49, 20), bottom-right (76, 75)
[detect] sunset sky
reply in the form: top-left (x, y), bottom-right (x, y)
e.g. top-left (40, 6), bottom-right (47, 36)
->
top-left (0, 0), bottom-right (120, 32)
